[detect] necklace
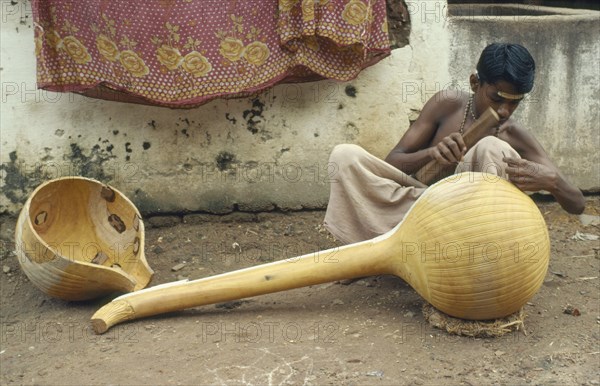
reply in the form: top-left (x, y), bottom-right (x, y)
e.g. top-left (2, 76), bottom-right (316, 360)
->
top-left (458, 95), bottom-right (472, 135)
top-left (470, 97), bottom-right (478, 121)
top-left (460, 94), bottom-right (500, 137)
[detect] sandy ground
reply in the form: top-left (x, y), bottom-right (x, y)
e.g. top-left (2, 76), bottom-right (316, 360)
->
top-left (1, 197), bottom-right (599, 385)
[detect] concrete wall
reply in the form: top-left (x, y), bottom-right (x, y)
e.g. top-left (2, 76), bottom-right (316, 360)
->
top-left (1, 1), bottom-right (598, 216)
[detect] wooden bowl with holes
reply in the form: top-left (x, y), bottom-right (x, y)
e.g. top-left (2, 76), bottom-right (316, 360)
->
top-left (15, 177), bottom-right (154, 301)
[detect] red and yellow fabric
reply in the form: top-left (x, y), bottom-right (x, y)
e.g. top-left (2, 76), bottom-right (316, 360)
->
top-left (32, 0), bottom-right (392, 108)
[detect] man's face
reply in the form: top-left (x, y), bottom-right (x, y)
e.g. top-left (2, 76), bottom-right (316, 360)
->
top-left (474, 80), bottom-right (523, 124)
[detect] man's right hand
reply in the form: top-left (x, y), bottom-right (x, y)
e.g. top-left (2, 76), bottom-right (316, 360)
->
top-left (428, 133), bottom-right (467, 165)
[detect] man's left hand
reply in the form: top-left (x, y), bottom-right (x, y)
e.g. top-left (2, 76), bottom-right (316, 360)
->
top-left (503, 157), bottom-right (558, 192)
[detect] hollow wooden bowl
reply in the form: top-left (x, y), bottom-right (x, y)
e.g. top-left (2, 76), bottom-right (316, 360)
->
top-left (15, 177), bottom-right (154, 301)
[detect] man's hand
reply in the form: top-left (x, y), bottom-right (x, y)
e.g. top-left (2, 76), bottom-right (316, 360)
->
top-left (503, 157), bottom-right (558, 192)
top-left (429, 133), bottom-right (467, 165)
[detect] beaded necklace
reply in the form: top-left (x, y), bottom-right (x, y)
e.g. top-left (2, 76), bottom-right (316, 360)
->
top-left (458, 95), bottom-right (472, 135)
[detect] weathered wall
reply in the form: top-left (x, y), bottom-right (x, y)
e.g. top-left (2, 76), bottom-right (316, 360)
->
top-left (1, 1), bottom-right (598, 216)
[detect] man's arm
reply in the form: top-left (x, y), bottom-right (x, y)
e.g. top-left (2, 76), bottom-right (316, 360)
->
top-left (502, 124), bottom-right (585, 214)
top-left (385, 91), bottom-right (466, 175)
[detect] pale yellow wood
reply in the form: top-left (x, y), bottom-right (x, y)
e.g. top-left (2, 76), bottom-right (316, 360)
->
top-left (15, 177), bottom-right (154, 301)
top-left (91, 172), bottom-right (550, 334)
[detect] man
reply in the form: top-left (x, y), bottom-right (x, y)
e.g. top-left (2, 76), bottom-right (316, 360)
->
top-left (324, 43), bottom-right (585, 244)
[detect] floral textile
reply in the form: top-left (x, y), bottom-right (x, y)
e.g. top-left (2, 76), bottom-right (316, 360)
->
top-left (33, 0), bottom-right (393, 108)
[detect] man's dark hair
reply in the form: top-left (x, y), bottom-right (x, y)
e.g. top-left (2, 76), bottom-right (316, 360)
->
top-left (476, 43), bottom-right (535, 94)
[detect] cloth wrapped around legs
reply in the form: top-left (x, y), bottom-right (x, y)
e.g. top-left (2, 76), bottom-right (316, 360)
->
top-left (324, 137), bottom-right (520, 244)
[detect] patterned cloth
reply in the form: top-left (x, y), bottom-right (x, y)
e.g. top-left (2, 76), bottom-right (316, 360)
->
top-left (32, 0), bottom-right (392, 108)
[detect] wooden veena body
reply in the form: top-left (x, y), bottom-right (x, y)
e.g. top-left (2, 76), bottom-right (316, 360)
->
top-left (15, 177), bottom-right (154, 301)
top-left (92, 172), bottom-right (550, 334)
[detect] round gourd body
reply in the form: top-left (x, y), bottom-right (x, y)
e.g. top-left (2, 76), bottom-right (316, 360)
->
top-left (390, 172), bottom-right (550, 319)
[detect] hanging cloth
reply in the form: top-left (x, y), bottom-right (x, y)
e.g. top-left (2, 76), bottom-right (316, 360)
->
top-left (32, 0), bottom-right (397, 108)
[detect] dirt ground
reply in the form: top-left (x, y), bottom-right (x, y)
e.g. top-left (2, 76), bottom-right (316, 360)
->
top-left (1, 196), bottom-right (599, 386)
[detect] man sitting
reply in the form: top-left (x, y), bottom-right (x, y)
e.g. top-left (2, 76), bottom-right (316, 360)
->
top-left (324, 43), bottom-right (585, 244)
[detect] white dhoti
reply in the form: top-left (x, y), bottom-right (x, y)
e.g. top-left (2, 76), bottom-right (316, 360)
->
top-left (323, 136), bottom-right (520, 244)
